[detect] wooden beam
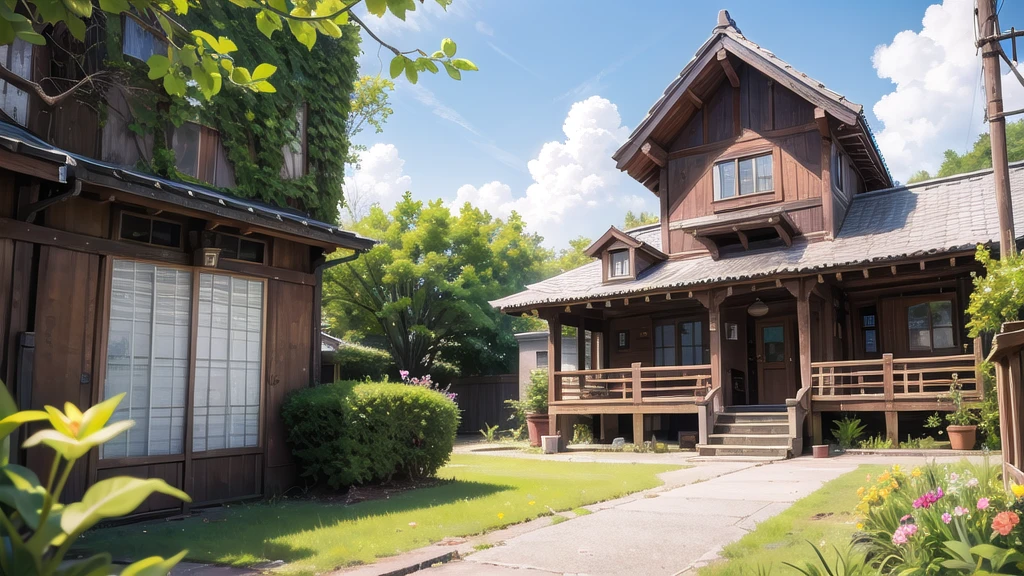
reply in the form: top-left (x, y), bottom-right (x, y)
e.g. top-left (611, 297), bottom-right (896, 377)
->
top-left (692, 235), bottom-right (720, 260)
top-left (774, 223), bottom-right (792, 247)
top-left (814, 107), bottom-right (829, 138)
top-left (0, 149), bottom-right (65, 183)
top-left (717, 49), bottom-right (739, 88)
top-left (0, 217), bottom-right (189, 265)
top-left (735, 229), bottom-right (749, 250)
top-left (640, 140), bottom-right (668, 167)
top-left (684, 88), bottom-right (703, 109)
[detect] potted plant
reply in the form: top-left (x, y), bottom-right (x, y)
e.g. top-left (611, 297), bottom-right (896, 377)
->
top-left (507, 368), bottom-right (549, 447)
top-left (926, 374), bottom-right (978, 450)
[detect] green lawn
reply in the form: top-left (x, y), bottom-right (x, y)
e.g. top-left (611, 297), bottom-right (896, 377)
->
top-left (699, 465), bottom-right (885, 575)
top-left (80, 454), bottom-right (679, 575)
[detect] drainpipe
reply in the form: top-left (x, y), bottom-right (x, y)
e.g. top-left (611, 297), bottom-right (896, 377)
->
top-left (310, 250), bottom-right (362, 386)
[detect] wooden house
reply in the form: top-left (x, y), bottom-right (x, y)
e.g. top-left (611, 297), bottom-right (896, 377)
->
top-left (0, 31), bottom-right (373, 512)
top-left (492, 11), bottom-right (1018, 457)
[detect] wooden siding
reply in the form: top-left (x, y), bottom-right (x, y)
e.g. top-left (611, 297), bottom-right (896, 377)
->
top-left (450, 375), bottom-right (518, 434)
top-left (46, 197), bottom-right (111, 238)
top-left (271, 238), bottom-right (312, 273)
top-left (190, 453), bottom-right (263, 504)
top-left (263, 279), bottom-right (313, 494)
top-left (97, 462), bottom-right (184, 514)
top-left (607, 316), bottom-right (654, 368)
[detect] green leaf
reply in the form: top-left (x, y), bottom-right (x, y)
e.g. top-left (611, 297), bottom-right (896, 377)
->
top-left (441, 37), bottom-right (456, 58)
top-left (251, 63), bottom-right (277, 81)
top-left (255, 10), bottom-right (282, 39)
top-left (389, 55), bottom-right (405, 79)
top-left (254, 80), bottom-right (276, 93)
top-left (170, 0), bottom-right (188, 14)
top-left (192, 30), bottom-right (222, 53)
top-left (386, 0), bottom-right (415, 21)
top-left (98, 0), bottom-right (130, 13)
top-left (146, 55), bottom-right (171, 80)
top-left (230, 66), bottom-right (252, 84)
top-left (23, 420), bottom-right (133, 460)
top-left (220, 58), bottom-right (234, 72)
top-left (226, 0), bottom-right (260, 7)
top-left (65, 15), bottom-right (86, 41)
top-left (420, 59), bottom-right (439, 74)
top-left (451, 58), bottom-right (477, 71)
top-left (286, 18), bottom-right (316, 50)
top-left (54, 553), bottom-right (112, 576)
top-left (431, 50), bottom-right (445, 59)
top-left (404, 63), bottom-right (418, 84)
top-left (61, 477), bottom-right (191, 536)
top-left (0, 464), bottom-right (46, 529)
top-left (0, 410), bottom-right (48, 441)
top-left (119, 550), bottom-right (188, 576)
top-left (62, 0), bottom-right (93, 18)
top-left (217, 37), bottom-right (238, 53)
top-left (13, 30), bottom-right (45, 45)
top-left (365, 0), bottom-right (386, 17)
top-left (443, 61), bottom-right (461, 81)
top-left (155, 13), bottom-right (174, 39)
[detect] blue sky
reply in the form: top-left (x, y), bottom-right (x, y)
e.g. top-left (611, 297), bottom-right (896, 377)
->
top-left (346, 0), bottom-right (1024, 249)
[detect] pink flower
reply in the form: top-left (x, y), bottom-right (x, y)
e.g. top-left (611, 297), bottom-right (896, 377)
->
top-left (978, 498), bottom-right (990, 510)
top-left (993, 511), bottom-right (1020, 536)
top-left (955, 506), bottom-right (968, 516)
top-left (942, 513), bottom-right (952, 524)
top-left (892, 523), bottom-right (919, 545)
top-left (901, 514), bottom-right (912, 522)
top-left (967, 478), bottom-right (979, 488)
top-left (913, 487), bottom-right (944, 509)
top-left (950, 473), bottom-right (960, 482)
top-left (399, 370), bottom-right (410, 380)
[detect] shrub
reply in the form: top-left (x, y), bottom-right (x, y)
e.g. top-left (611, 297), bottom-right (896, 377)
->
top-left (505, 368), bottom-right (548, 433)
top-left (571, 423), bottom-right (593, 445)
top-left (900, 436), bottom-right (941, 449)
top-left (282, 381), bottom-right (460, 488)
top-left (859, 434), bottom-right (893, 449)
top-left (831, 416), bottom-right (867, 449)
top-left (325, 342), bottom-right (395, 381)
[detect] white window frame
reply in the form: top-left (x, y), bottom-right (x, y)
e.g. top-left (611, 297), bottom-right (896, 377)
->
top-left (713, 152), bottom-right (774, 200)
top-left (0, 39), bottom-right (32, 126)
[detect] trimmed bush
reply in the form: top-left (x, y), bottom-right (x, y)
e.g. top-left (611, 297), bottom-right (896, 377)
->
top-left (325, 342), bottom-right (394, 381)
top-left (282, 381), bottom-right (460, 488)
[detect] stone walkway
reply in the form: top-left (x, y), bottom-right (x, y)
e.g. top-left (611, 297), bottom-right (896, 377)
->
top-left (421, 453), bottom-right (986, 576)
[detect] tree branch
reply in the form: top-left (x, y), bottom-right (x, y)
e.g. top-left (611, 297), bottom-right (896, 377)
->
top-left (349, 12), bottom-right (418, 57)
top-left (0, 64), bottom-right (105, 107)
top-left (262, 0), bottom-right (364, 22)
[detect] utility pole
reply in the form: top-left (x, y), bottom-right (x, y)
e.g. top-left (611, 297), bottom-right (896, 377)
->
top-left (978, 0), bottom-right (1017, 258)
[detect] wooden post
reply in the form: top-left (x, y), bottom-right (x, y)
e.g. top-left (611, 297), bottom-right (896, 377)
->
top-left (978, 0), bottom-right (1017, 257)
top-left (548, 315), bottom-right (561, 405)
top-left (632, 413), bottom-right (644, 445)
top-left (883, 352), bottom-right (897, 445)
top-left (784, 279), bottom-right (813, 390)
top-left (695, 290), bottom-right (726, 397)
top-left (811, 412), bottom-right (823, 445)
top-left (820, 134), bottom-right (834, 239)
top-left (631, 362), bottom-right (642, 404)
top-left (975, 335), bottom-right (985, 399)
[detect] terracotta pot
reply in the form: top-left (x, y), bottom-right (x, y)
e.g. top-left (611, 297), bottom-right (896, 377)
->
top-left (947, 425), bottom-right (977, 450)
top-left (526, 413), bottom-right (550, 447)
top-left (812, 444), bottom-right (830, 458)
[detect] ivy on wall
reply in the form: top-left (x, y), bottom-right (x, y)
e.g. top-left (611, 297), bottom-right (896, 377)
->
top-left (108, 2), bottom-right (360, 222)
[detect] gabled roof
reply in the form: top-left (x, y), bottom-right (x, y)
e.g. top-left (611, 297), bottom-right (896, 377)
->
top-left (584, 226), bottom-right (666, 261)
top-left (613, 10), bottom-right (892, 193)
top-left (0, 119), bottom-right (376, 252)
top-left (491, 162), bottom-right (1024, 312)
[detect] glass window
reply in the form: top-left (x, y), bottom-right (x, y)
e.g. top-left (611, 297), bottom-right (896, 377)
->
top-left (102, 261), bottom-right (191, 458)
top-left (762, 325), bottom-right (785, 363)
top-left (536, 350), bottom-right (548, 369)
top-left (280, 105), bottom-right (307, 179)
top-left (860, 307), bottom-right (878, 355)
top-left (172, 122), bottom-right (202, 178)
top-left (0, 39), bottom-right (32, 126)
top-left (123, 15), bottom-right (168, 62)
top-left (610, 251), bottom-right (630, 278)
top-left (714, 153), bottom-right (773, 200)
top-left (653, 324), bottom-right (675, 366)
top-left (120, 213), bottom-right (151, 244)
top-left (908, 300), bottom-right (955, 351)
top-left (193, 274), bottom-right (264, 451)
top-left (679, 321), bottom-right (706, 365)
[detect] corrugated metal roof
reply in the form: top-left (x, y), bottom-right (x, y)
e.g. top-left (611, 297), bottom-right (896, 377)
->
top-left (492, 163), bottom-right (1024, 311)
top-left (0, 120), bottom-right (375, 251)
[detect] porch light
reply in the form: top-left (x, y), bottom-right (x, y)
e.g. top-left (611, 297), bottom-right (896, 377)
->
top-left (564, 305), bottom-right (571, 313)
top-left (586, 302), bottom-right (593, 309)
top-left (605, 301), bottom-right (612, 307)
top-left (195, 247), bottom-right (221, 268)
top-left (747, 298), bottom-right (769, 317)
top-left (645, 296), bottom-right (650, 302)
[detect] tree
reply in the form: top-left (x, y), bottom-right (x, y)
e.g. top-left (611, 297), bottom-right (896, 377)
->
top-left (323, 194), bottom-right (550, 376)
top-left (545, 236), bottom-right (593, 276)
top-left (342, 75), bottom-right (396, 223)
top-left (908, 119), bottom-right (1024, 181)
top-left (906, 170), bottom-right (932, 184)
top-left (624, 210), bottom-right (658, 229)
top-left (0, 0), bottom-right (476, 106)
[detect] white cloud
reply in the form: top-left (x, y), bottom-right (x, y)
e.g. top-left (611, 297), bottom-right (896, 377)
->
top-left (344, 143), bottom-right (412, 219)
top-left (871, 0), bottom-right (1024, 181)
top-left (475, 21), bottom-right (494, 36)
top-left (403, 82), bottom-right (480, 136)
top-left (453, 96), bottom-right (655, 247)
top-left (487, 41), bottom-right (541, 79)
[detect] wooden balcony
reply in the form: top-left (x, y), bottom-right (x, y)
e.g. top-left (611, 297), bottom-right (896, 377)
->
top-left (550, 363), bottom-right (712, 414)
top-left (810, 353), bottom-right (982, 410)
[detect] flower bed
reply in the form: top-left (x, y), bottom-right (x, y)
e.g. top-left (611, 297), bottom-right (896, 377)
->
top-left (854, 460), bottom-right (1024, 572)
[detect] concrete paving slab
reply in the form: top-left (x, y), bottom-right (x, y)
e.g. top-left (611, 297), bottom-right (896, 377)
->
top-left (735, 502), bottom-right (793, 531)
top-left (617, 495), bottom-right (774, 518)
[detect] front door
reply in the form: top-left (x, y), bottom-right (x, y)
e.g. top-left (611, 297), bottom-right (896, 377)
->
top-left (756, 320), bottom-right (793, 405)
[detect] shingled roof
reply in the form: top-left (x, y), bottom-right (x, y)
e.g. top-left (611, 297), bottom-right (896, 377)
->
top-left (492, 163), bottom-right (1024, 312)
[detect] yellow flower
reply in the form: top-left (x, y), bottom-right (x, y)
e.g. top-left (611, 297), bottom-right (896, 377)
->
top-left (912, 467), bottom-right (922, 478)
top-left (497, 512), bottom-right (505, 520)
top-left (892, 465), bottom-right (903, 474)
top-left (857, 487), bottom-right (865, 497)
top-left (890, 480), bottom-right (899, 490)
top-left (879, 488), bottom-right (889, 499)
top-left (866, 474), bottom-right (872, 482)
top-left (528, 501), bottom-right (536, 506)
top-left (856, 523), bottom-right (864, 530)
top-left (879, 471), bottom-right (891, 483)
top-left (1013, 484), bottom-right (1024, 499)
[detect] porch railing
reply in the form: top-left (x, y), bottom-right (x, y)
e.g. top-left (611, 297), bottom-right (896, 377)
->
top-left (552, 362), bottom-right (712, 404)
top-left (810, 353), bottom-right (981, 402)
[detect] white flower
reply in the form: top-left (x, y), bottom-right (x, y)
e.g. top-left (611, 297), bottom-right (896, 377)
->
top-left (185, 97), bottom-right (202, 108)
top-left (186, 79), bottom-right (199, 88)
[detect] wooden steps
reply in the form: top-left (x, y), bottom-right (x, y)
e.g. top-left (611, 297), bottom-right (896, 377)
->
top-left (697, 407), bottom-right (793, 458)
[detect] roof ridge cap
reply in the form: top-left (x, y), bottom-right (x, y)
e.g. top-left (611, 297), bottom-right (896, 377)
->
top-left (853, 159), bottom-right (1024, 201)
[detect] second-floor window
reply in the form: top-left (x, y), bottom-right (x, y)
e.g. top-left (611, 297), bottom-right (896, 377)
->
top-left (0, 39), bottom-right (32, 126)
top-left (123, 16), bottom-right (168, 62)
top-left (610, 250), bottom-right (630, 278)
top-left (907, 299), bottom-right (955, 352)
top-left (713, 153), bottom-right (774, 200)
top-left (280, 105), bottom-right (308, 179)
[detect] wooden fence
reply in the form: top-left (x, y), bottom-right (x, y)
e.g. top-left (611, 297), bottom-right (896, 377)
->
top-left (552, 363), bottom-right (711, 405)
top-left (449, 374), bottom-right (518, 434)
top-left (991, 321), bottom-right (1024, 488)
top-left (811, 353), bottom-right (981, 402)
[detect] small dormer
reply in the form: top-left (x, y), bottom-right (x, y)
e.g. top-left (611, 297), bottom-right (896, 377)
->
top-left (586, 227), bottom-right (667, 283)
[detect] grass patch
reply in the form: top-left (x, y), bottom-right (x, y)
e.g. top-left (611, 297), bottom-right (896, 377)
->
top-left (472, 543), bottom-right (494, 551)
top-left (572, 507), bottom-right (592, 516)
top-left (698, 465), bottom-right (885, 575)
top-left (80, 454), bottom-right (677, 575)
top-left (550, 515), bottom-right (568, 525)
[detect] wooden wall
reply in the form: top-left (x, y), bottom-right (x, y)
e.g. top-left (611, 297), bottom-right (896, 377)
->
top-left (607, 315), bottom-right (654, 368)
top-left (449, 375), bottom-right (518, 434)
top-left (662, 64), bottom-right (826, 256)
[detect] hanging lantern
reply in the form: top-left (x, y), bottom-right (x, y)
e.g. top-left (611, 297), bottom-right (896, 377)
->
top-left (747, 298), bottom-right (769, 317)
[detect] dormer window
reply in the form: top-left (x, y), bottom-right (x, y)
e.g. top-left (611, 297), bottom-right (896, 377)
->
top-left (713, 153), bottom-right (774, 200)
top-left (610, 250), bottom-right (630, 278)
